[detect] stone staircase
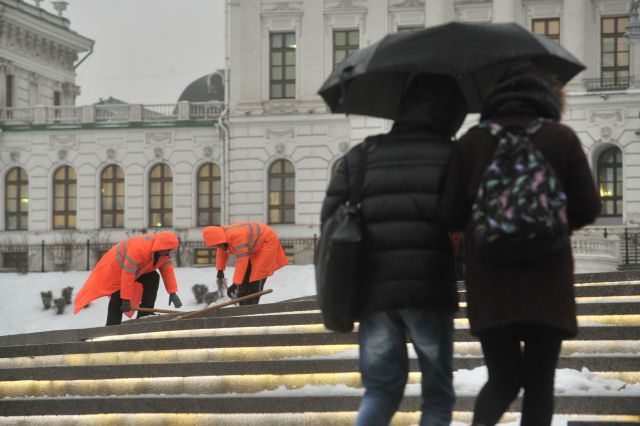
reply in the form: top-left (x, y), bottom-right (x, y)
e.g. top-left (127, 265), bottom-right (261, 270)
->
top-left (0, 273), bottom-right (639, 425)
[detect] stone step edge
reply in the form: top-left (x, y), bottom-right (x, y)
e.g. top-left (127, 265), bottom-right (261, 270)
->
top-left (0, 395), bottom-right (637, 416)
top-left (0, 357), bottom-right (638, 381)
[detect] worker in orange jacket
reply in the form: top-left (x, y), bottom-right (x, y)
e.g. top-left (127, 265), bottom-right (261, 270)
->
top-left (74, 231), bottom-right (183, 325)
top-left (203, 222), bottom-right (288, 305)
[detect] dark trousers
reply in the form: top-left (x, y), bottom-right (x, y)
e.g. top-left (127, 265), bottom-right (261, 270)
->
top-left (106, 271), bottom-right (160, 326)
top-left (473, 323), bottom-right (562, 426)
top-left (238, 262), bottom-right (267, 306)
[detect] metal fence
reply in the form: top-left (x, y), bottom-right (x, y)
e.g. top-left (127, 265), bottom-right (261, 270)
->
top-left (0, 237), bottom-right (317, 273)
top-left (593, 227), bottom-right (640, 266)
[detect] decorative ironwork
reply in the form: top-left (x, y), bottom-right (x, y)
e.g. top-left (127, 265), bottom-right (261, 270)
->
top-left (583, 76), bottom-right (634, 91)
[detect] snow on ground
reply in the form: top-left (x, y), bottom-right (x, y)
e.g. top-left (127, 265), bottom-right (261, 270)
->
top-left (0, 265), bottom-right (316, 336)
top-left (0, 266), bottom-right (638, 426)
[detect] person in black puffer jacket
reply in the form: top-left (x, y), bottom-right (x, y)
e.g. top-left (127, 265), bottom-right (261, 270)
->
top-left (321, 74), bottom-right (467, 426)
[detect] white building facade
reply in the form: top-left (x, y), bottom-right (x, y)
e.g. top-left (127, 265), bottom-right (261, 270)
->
top-left (1, 0), bottom-right (639, 271)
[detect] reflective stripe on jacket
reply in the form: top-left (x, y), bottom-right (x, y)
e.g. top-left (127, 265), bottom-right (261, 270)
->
top-left (212, 222), bottom-right (288, 285)
top-left (74, 231), bottom-right (179, 316)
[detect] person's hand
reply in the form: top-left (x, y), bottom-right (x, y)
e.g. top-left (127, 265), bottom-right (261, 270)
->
top-left (217, 270), bottom-right (225, 279)
top-left (168, 293), bottom-right (182, 308)
top-left (227, 284), bottom-right (238, 299)
top-left (120, 299), bottom-right (131, 313)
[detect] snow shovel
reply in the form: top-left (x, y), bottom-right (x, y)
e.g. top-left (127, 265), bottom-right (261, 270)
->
top-left (132, 307), bottom-right (187, 315)
top-left (171, 288), bottom-right (273, 320)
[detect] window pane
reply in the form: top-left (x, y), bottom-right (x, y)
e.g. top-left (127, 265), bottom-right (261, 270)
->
top-left (198, 212), bottom-right (210, 226)
top-left (164, 196), bottom-right (172, 207)
top-left (163, 214), bottom-right (172, 227)
top-left (283, 161), bottom-right (295, 173)
top-left (283, 208), bottom-right (295, 223)
top-left (212, 165), bottom-right (221, 177)
top-left (102, 214), bottom-right (113, 228)
top-left (285, 51), bottom-right (295, 65)
top-left (68, 215), bottom-right (76, 228)
top-left (602, 38), bottom-right (615, 53)
top-left (285, 33), bottom-right (296, 48)
top-left (6, 201), bottom-right (17, 213)
top-left (102, 184), bottom-right (113, 196)
top-left (617, 53), bottom-right (629, 67)
top-left (617, 18), bottom-right (629, 33)
top-left (199, 165), bottom-right (210, 178)
top-left (53, 215), bottom-right (65, 228)
top-left (69, 184), bottom-right (76, 197)
top-left (150, 195), bottom-right (161, 209)
top-left (115, 167), bottom-right (124, 179)
top-left (102, 166), bottom-right (113, 179)
top-left (116, 183), bottom-right (124, 196)
top-left (284, 178), bottom-right (295, 191)
top-left (270, 178), bottom-right (282, 191)
top-left (348, 31), bottom-right (359, 45)
top-left (54, 198), bottom-right (66, 210)
top-left (115, 196), bottom-right (124, 209)
top-left (334, 50), bottom-right (346, 65)
top-left (602, 53), bottom-right (615, 67)
top-left (285, 84), bottom-right (295, 98)
top-left (271, 67), bottom-right (283, 80)
top-left (212, 195), bottom-right (221, 207)
top-left (20, 184), bottom-right (28, 198)
top-left (115, 213), bottom-right (124, 228)
top-left (198, 181), bottom-right (210, 195)
top-left (284, 191), bottom-right (295, 205)
top-left (68, 197), bottom-right (76, 210)
top-left (212, 181), bottom-right (221, 193)
top-left (271, 33), bottom-right (283, 48)
top-left (103, 196), bottom-right (113, 210)
top-left (334, 31), bottom-right (346, 46)
top-left (602, 18), bottom-right (615, 33)
top-left (270, 192), bottom-right (281, 205)
top-left (548, 20), bottom-right (560, 35)
top-left (150, 213), bottom-right (160, 227)
top-left (198, 195), bottom-right (210, 207)
top-left (150, 182), bottom-right (162, 195)
top-left (271, 161), bottom-right (282, 174)
top-left (150, 166), bottom-right (162, 178)
top-left (271, 84), bottom-right (283, 98)
top-left (7, 216), bottom-right (17, 230)
top-left (271, 52), bottom-right (282, 66)
top-left (269, 209), bottom-right (281, 223)
top-left (617, 38), bottom-right (629, 52)
top-left (284, 66), bottom-right (295, 80)
top-left (6, 185), bottom-right (17, 198)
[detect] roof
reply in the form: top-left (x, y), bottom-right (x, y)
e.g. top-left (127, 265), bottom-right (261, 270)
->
top-left (177, 71), bottom-right (225, 103)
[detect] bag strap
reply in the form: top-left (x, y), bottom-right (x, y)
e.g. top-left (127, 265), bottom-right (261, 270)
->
top-left (477, 117), bottom-right (553, 139)
top-left (349, 138), bottom-right (370, 206)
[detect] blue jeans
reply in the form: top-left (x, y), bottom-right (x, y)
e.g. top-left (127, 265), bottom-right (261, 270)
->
top-left (355, 308), bottom-right (455, 426)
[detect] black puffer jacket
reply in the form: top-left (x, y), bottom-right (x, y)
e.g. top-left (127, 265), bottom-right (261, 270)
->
top-left (321, 123), bottom-right (458, 316)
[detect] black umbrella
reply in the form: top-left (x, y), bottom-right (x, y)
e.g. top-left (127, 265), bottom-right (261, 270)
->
top-left (318, 22), bottom-right (586, 117)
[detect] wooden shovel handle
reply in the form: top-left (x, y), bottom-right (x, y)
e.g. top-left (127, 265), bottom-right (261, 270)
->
top-left (171, 288), bottom-right (273, 320)
top-left (132, 307), bottom-right (186, 314)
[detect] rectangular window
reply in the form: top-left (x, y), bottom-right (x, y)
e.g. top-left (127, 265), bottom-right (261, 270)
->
top-left (281, 244), bottom-right (294, 264)
top-left (532, 18), bottom-right (560, 43)
top-left (194, 248), bottom-right (216, 265)
top-left (53, 90), bottom-right (61, 106)
top-left (397, 26), bottom-right (422, 32)
top-left (270, 32), bottom-right (296, 99)
top-left (6, 75), bottom-right (14, 108)
top-left (333, 29), bottom-right (359, 68)
top-left (601, 16), bottom-right (630, 89)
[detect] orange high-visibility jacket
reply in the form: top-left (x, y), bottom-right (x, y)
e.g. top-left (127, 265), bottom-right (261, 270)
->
top-left (74, 232), bottom-right (179, 317)
top-left (203, 222), bottom-right (288, 285)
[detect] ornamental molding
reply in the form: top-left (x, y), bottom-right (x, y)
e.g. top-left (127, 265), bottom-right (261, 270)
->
top-left (0, 19), bottom-right (77, 71)
top-left (389, 0), bottom-right (425, 9)
top-left (145, 132), bottom-right (173, 146)
top-left (105, 148), bottom-right (117, 161)
top-left (261, 1), bottom-right (303, 13)
top-left (49, 134), bottom-right (78, 150)
top-left (588, 109), bottom-right (624, 126)
top-left (525, 3), bottom-right (562, 20)
top-left (455, 4), bottom-right (492, 22)
top-left (265, 127), bottom-right (296, 140)
top-left (324, 0), bottom-right (367, 12)
top-left (595, 0), bottom-right (629, 16)
top-left (262, 100), bottom-right (298, 115)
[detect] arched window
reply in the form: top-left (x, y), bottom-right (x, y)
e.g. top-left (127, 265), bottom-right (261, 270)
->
top-left (101, 165), bottom-right (124, 228)
top-left (598, 147), bottom-right (623, 217)
top-left (149, 164), bottom-right (173, 228)
top-left (53, 166), bottom-right (76, 229)
top-left (268, 159), bottom-right (295, 224)
top-left (197, 162), bottom-right (221, 226)
top-left (5, 167), bottom-right (28, 230)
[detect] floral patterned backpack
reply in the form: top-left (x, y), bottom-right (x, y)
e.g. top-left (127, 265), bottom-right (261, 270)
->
top-left (470, 118), bottom-right (569, 263)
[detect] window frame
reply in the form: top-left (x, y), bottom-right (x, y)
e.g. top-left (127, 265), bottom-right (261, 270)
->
top-left (196, 162), bottom-right (222, 227)
top-left (268, 159), bottom-right (295, 225)
top-left (269, 32), bottom-right (296, 99)
top-left (5, 167), bottom-right (28, 231)
top-left (531, 17), bottom-right (560, 43)
top-left (600, 16), bottom-right (630, 87)
top-left (52, 166), bottom-right (77, 230)
top-left (597, 147), bottom-right (623, 217)
top-left (333, 29), bottom-right (360, 68)
top-left (148, 163), bottom-right (173, 228)
top-left (100, 164), bottom-right (125, 229)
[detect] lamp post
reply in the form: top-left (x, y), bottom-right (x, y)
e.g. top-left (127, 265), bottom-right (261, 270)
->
top-left (627, 0), bottom-right (640, 42)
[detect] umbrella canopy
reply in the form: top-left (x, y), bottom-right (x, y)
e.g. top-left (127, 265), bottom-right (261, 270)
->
top-left (318, 22), bottom-right (585, 117)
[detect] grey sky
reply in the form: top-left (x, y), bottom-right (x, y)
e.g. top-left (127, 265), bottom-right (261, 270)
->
top-left (48, 0), bottom-right (226, 105)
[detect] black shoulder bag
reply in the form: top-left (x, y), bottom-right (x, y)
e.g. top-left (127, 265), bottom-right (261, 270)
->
top-left (315, 141), bottom-right (368, 332)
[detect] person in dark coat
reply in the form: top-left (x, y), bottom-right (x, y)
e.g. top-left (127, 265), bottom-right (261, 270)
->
top-left (440, 65), bottom-right (601, 426)
top-left (321, 74), bottom-right (467, 426)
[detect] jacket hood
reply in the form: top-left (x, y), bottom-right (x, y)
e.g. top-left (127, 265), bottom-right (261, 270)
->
top-left (203, 226), bottom-right (227, 246)
top-left (151, 231), bottom-right (179, 251)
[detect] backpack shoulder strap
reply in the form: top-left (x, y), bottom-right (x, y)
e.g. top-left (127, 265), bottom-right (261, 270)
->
top-left (525, 117), bottom-right (554, 136)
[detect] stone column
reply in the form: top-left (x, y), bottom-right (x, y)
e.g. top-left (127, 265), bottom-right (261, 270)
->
top-left (299, 0), bottom-right (324, 102)
top-left (492, 0), bottom-right (523, 24)
top-left (425, 0), bottom-right (454, 27)
top-left (366, 0), bottom-right (389, 45)
top-left (562, 0), bottom-right (589, 90)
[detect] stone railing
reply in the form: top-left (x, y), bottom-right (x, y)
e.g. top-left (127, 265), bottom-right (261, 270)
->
top-left (0, 101), bottom-right (225, 127)
top-left (571, 232), bottom-right (620, 273)
top-left (583, 76), bottom-right (635, 92)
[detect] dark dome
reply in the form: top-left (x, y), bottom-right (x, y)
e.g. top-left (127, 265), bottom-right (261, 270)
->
top-left (178, 71), bottom-right (225, 103)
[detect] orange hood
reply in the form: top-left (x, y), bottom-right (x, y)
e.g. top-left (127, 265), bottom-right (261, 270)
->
top-left (203, 226), bottom-right (226, 246)
top-left (151, 231), bottom-right (179, 251)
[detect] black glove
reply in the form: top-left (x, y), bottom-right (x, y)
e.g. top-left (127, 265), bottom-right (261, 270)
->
top-left (217, 270), bottom-right (225, 279)
top-left (168, 293), bottom-right (182, 308)
top-left (227, 284), bottom-right (238, 299)
top-left (120, 299), bottom-right (131, 313)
